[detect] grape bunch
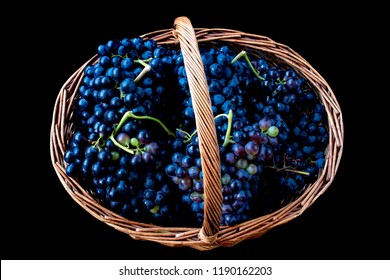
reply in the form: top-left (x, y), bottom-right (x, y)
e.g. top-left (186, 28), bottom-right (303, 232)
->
top-left (63, 36), bottom-right (329, 227)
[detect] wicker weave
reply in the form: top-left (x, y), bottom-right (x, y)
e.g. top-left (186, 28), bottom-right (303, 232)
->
top-left (50, 16), bottom-right (344, 251)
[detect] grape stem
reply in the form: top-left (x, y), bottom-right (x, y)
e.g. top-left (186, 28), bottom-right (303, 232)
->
top-left (92, 134), bottom-right (106, 150)
top-left (109, 135), bottom-right (136, 154)
top-left (176, 128), bottom-right (193, 141)
top-left (109, 135), bottom-right (146, 155)
top-left (215, 109), bottom-right (234, 147)
top-left (179, 109), bottom-right (234, 147)
top-left (133, 58), bottom-right (152, 83)
top-left (109, 110), bottom-right (175, 154)
top-left (231, 50), bottom-right (265, 81)
top-left (113, 110), bottom-right (175, 136)
top-left (266, 165), bottom-right (310, 176)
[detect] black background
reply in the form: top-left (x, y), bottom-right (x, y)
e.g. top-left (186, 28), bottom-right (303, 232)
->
top-left (4, 5), bottom-right (388, 260)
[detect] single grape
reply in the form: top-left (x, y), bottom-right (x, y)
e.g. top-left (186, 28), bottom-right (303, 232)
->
top-left (259, 116), bottom-right (272, 131)
top-left (244, 141), bottom-right (260, 156)
top-left (267, 126), bottom-right (279, 137)
top-left (116, 132), bottom-right (131, 147)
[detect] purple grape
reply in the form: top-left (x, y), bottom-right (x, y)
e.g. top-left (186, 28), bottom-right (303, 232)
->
top-left (188, 166), bottom-right (200, 179)
top-left (231, 143), bottom-right (246, 157)
top-left (225, 152), bottom-right (236, 165)
top-left (245, 141), bottom-right (260, 156)
top-left (222, 203), bottom-right (233, 214)
top-left (267, 136), bottom-right (279, 147)
top-left (259, 116), bottom-right (272, 131)
top-left (193, 181), bottom-right (204, 193)
top-left (258, 145), bottom-right (273, 161)
top-left (141, 151), bottom-right (154, 163)
top-left (145, 142), bottom-right (158, 154)
top-left (137, 129), bottom-right (151, 144)
top-left (178, 177), bottom-right (192, 191)
top-left (116, 132), bottom-right (130, 146)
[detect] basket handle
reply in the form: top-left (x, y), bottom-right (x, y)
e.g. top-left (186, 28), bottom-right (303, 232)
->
top-left (173, 16), bottom-right (223, 243)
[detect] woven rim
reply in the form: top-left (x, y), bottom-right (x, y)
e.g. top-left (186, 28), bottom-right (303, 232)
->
top-left (50, 16), bottom-right (344, 251)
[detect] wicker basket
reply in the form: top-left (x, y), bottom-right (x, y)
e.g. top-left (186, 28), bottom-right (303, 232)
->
top-left (50, 16), bottom-right (344, 251)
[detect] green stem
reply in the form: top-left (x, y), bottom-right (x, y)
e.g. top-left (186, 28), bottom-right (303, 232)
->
top-left (109, 134), bottom-right (136, 154)
top-left (92, 134), bottom-right (105, 151)
top-left (134, 58), bottom-right (153, 65)
top-left (266, 165), bottom-right (310, 176)
top-left (181, 110), bottom-right (234, 147)
top-left (113, 111), bottom-right (131, 135)
top-left (113, 110), bottom-right (175, 137)
top-left (220, 109), bottom-right (234, 147)
top-left (111, 54), bottom-right (127, 59)
top-left (133, 58), bottom-right (153, 83)
top-left (134, 64), bottom-right (151, 83)
top-left (176, 128), bottom-right (193, 143)
top-left (283, 168), bottom-right (310, 176)
top-left (109, 111), bottom-right (175, 155)
top-left (131, 112), bottom-right (175, 137)
top-left (231, 50), bottom-right (265, 81)
top-left (276, 78), bottom-right (286, 85)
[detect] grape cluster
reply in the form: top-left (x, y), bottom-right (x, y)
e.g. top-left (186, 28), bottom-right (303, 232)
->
top-left (64, 36), bottom-right (329, 227)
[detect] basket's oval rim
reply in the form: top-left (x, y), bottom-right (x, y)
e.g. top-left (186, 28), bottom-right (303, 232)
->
top-left (50, 25), bottom-right (344, 251)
